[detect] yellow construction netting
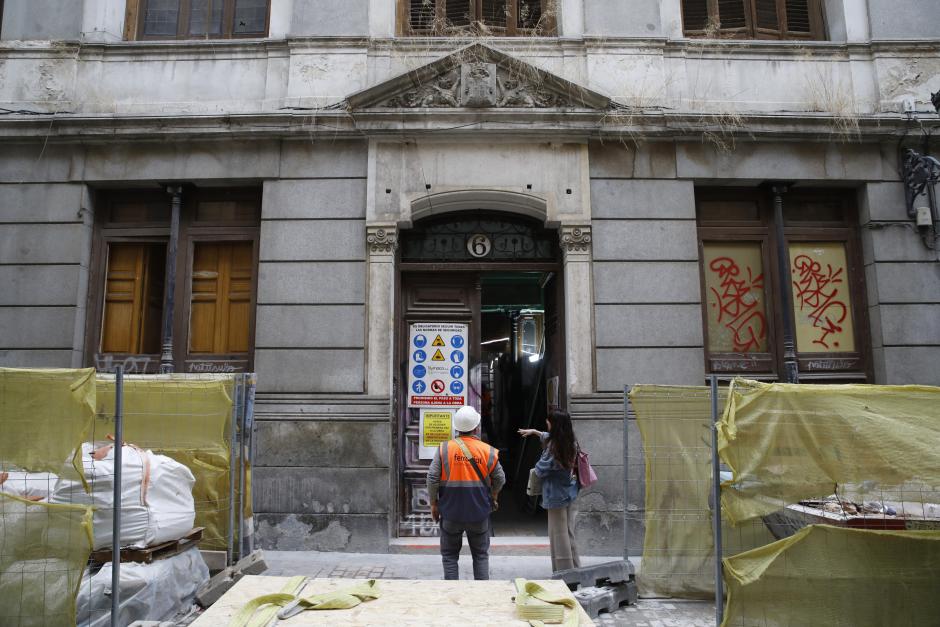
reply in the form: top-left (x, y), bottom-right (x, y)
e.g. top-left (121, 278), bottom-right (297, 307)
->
top-left (96, 375), bottom-right (244, 550)
top-left (629, 385), bottom-right (775, 599)
top-left (0, 494), bottom-right (94, 627)
top-left (718, 379), bottom-right (940, 524)
top-left (722, 524), bottom-right (940, 627)
top-left (0, 368), bottom-right (96, 486)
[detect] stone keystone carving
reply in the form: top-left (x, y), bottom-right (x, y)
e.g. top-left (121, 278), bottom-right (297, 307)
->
top-left (560, 225), bottom-right (592, 253)
top-left (367, 226), bottom-right (398, 254)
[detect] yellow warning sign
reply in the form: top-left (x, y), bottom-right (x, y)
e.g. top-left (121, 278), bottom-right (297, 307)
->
top-left (432, 334), bottom-right (446, 347)
top-left (422, 411), bottom-right (453, 448)
top-left (431, 349), bottom-right (445, 361)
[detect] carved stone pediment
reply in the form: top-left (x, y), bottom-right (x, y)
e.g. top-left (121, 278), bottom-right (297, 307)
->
top-left (346, 43), bottom-right (611, 111)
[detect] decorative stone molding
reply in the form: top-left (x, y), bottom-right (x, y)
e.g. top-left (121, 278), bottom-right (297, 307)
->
top-left (367, 225), bottom-right (398, 255)
top-left (559, 224), bottom-right (592, 256)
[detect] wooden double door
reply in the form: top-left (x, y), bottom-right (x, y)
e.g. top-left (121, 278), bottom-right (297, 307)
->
top-left (396, 269), bottom-right (564, 536)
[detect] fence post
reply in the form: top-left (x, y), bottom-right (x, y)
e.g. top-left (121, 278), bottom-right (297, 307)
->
top-left (246, 374), bottom-right (257, 554)
top-left (237, 373), bottom-right (248, 560)
top-left (111, 366), bottom-right (124, 627)
top-left (623, 385), bottom-right (630, 562)
top-left (227, 375), bottom-right (241, 567)
top-left (710, 375), bottom-right (724, 626)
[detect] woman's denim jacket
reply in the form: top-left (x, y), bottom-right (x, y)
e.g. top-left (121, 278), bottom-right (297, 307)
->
top-left (533, 432), bottom-right (579, 509)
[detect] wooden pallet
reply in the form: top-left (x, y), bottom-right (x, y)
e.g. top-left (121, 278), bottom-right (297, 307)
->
top-left (90, 527), bottom-right (204, 565)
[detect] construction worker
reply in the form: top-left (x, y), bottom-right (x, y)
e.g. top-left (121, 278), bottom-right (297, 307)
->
top-left (427, 405), bottom-right (505, 580)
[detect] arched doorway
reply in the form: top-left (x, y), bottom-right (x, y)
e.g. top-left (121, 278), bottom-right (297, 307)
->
top-left (395, 210), bottom-right (565, 538)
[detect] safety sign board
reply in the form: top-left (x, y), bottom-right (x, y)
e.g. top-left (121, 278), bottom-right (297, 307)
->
top-left (408, 322), bottom-right (468, 408)
top-left (419, 409), bottom-right (455, 459)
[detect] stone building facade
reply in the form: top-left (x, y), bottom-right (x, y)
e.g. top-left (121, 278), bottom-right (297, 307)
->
top-left (0, 0), bottom-right (938, 554)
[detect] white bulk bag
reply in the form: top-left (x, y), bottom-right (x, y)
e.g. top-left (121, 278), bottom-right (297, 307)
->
top-left (76, 545), bottom-right (209, 627)
top-left (0, 470), bottom-right (58, 501)
top-left (51, 443), bottom-right (196, 550)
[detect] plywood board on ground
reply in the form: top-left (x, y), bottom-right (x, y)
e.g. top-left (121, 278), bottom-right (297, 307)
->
top-left (192, 575), bottom-right (594, 626)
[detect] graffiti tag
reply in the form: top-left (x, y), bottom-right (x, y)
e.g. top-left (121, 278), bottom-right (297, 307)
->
top-left (94, 354), bottom-right (153, 374)
top-left (791, 255), bottom-right (849, 350)
top-left (708, 257), bottom-right (767, 352)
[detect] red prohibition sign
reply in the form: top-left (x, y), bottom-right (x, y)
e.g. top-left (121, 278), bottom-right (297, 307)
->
top-left (430, 379), bottom-right (445, 393)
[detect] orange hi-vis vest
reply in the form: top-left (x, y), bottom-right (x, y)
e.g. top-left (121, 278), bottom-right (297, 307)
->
top-left (438, 436), bottom-right (498, 523)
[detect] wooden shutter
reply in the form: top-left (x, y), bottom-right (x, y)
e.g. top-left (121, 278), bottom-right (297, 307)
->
top-left (681, 0), bottom-right (710, 32)
top-left (482, 0), bottom-right (507, 27)
top-left (717, 0), bottom-right (748, 31)
top-left (445, 0), bottom-right (473, 26)
top-left (101, 243), bottom-right (165, 354)
top-left (783, 0), bottom-right (820, 38)
top-left (189, 241), bottom-right (253, 354)
top-left (408, 0), bottom-right (437, 30)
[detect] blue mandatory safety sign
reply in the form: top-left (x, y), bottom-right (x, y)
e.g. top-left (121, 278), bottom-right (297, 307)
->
top-left (412, 364), bottom-right (427, 378)
top-left (412, 380), bottom-right (427, 394)
top-left (450, 365), bottom-right (464, 379)
top-left (450, 380), bottom-right (464, 394)
top-left (413, 349), bottom-right (427, 363)
top-left (413, 334), bottom-right (427, 348)
top-left (450, 335), bottom-right (465, 348)
top-left (450, 350), bottom-right (464, 364)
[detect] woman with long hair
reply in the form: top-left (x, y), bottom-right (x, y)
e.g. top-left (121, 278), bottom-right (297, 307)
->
top-left (519, 408), bottom-right (581, 572)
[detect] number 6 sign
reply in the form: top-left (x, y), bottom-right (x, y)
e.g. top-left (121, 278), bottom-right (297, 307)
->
top-left (466, 234), bottom-right (492, 258)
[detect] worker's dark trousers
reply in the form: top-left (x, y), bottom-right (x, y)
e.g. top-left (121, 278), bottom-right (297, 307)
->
top-left (439, 517), bottom-right (490, 580)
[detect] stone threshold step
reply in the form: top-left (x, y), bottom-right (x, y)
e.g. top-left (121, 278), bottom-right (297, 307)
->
top-left (390, 536), bottom-right (550, 555)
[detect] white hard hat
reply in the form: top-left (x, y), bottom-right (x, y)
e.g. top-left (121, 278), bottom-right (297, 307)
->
top-left (453, 406), bottom-right (481, 433)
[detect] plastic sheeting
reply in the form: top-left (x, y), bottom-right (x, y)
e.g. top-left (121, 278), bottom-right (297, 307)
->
top-left (77, 544), bottom-right (209, 627)
top-left (0, 368), bottom-right (95, 486)
top-left (722, 525), bottom-right (940, 627)
top-left (718, 379), bottom-right (940, 524)
top-left (50, 443), bottom-right (196, 550)
top-left (0, 493), bottom-right (93, 627)
top-left (629, 385), bottom-right (775, 599)
top-left (96, 375), bottom-right (239, 550)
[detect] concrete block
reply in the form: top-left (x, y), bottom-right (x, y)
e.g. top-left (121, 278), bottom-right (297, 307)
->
top-left (0, 224), bottom-right (87, 264)
top-left (279, 141), bottom-right (368, 179)
top-left (199, 550), bottom-right (228, 573)
top-left (253, 467), bottom-right (389, 514)
top-left (873, 263), bottom-right (940, 304)
top-left (0, 183), bottom-right (84, 222)
top-left (584, 0), bottom-right (660, 36)
top-left (254, 420), bottom-right (389, 468)
top-left (553, 560), bottom-right (634, 588)
top-left (82, 141), bottom-right (280, 182)
top-left (868, 226), bottom-right (940, 262)
top-left (195, 567), bottom-right (238, 607)
top-left (0, 144), bottom-right (76, 183)
top-left (233, 549), bottom-right (267, 576)
top-left (884, 347), bottom-right (940, 385)
top-left (254, 349), bottom-right (364, 393)
top-left (590, 180), bottom-right (695, 219)
top-left (592, 220), bottom-right (698, 261)
top-left (0, 349), bottom-right (73, 367)
top-left (572, 582), bottom-right (638, 616)
top-left (860, 183), bottom-right (908, 222)
top-left (259, 220), bottom-right (365, 261)
top-left (262, 179), bottom-right (367, 219)
top-left (1, 0), bottom-right (82, 40)
top-left (291, 0), bottom-right (369, 36)
top-left (593, 261), bottom-right (701, 304)
top-left (596, 347), bottom-right (705, 390)
top-left (257, 262), bottom-right (365, 304)
top-left (676, 142), bottom-right (887, 182)
top-left (0, 265), bottom-right (81, 306)
top-left (255, 305), bottom-right (365, 348)
top-left (0, 307), bottom-right (76, 348)
top-left (880, 305), bottom-right (940, 346)
top-left (254, 513), bottom-right (390, 552)
top-left (589, 141), bottom-right (677, 179)
top-left (595, 304), bottom-right (704, 347)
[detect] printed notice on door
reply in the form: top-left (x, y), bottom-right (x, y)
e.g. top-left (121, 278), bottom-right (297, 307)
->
top-left (408, 322), bottom-right (468, 408)
top-left (419, 409), bottom-right (454, 459)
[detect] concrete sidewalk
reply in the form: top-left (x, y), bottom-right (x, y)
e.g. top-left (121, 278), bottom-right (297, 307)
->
top-left (261, 550), bottom-right (716, 626)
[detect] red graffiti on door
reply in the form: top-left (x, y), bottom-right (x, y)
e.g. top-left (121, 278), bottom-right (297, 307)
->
top-left (708, 257), bottom-right (768, 352)
top-left (791, 254), bottom-right (849, 349)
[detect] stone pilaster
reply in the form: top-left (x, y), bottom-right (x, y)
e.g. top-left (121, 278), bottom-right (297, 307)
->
top-left (559, 224), bottom-right (595, 394)
top-left (366, 224), bottom-right (398, 395)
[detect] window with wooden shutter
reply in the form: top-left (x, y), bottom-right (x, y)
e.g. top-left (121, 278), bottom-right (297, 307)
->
top-left (681, 0), bottom-right (824, 40)
top-left (189, 241), bottom-right (254, 354)
top-left (127, 0), bottom-right (270, 40)
top-left (696, 188), bottom-right (870, 382)
top-left (89, 188), bottom-right (260, 374)
top-left (400, 0), bottom-right (555, 35)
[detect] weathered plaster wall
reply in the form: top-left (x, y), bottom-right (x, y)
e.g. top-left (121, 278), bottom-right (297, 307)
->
top-left (291, 0), bottom-right (369, 37)
top-left (869, 0), bottom-right (940, 41)
top-left (1, 0), bottom-right (83, 41)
